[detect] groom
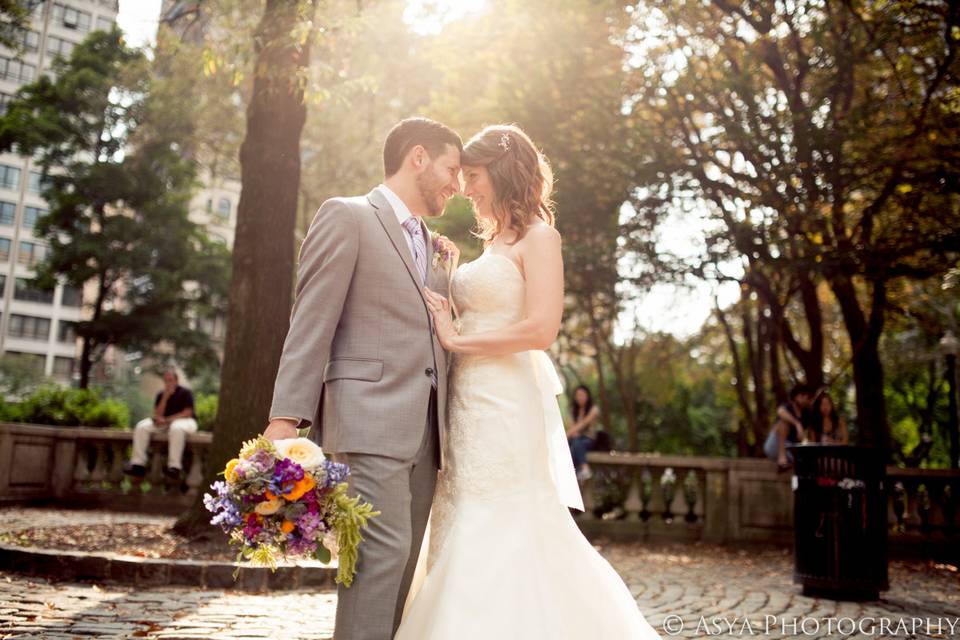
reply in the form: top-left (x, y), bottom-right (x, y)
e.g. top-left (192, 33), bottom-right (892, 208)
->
top-left (264, 117), bottom-right (462, 640)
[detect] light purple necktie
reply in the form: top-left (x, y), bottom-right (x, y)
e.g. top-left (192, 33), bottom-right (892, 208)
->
top-left (401, 216), bottom-right (438, 388)
top-left (401, 216), bottom-right (428, 284)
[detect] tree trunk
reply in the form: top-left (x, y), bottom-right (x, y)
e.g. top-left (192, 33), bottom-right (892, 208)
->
top-left (743, 299), bottom-right (768, 456)
top-left (716, 302), bottom-right (755, 456)
top-left (830, 275), bottom-right (890, 460)
top-left (175, 0), bottom-right (319, 535)
top-left (584, 293), bottom-right (615, 447)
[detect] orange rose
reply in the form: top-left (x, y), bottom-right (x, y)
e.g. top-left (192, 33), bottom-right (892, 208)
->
top-left (283, 474), bottom-right (316, 501)
top-left (281, 519), bottom-right (295, 534)
top-left (264, 490), bottom-right (278, 501)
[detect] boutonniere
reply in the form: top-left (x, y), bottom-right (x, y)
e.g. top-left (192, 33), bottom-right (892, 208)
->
top-left (430, 231), bottom-right (457, 271)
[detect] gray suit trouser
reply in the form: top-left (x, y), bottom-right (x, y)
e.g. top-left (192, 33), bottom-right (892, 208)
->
top-left (333, 390), bottom-right (439, 640)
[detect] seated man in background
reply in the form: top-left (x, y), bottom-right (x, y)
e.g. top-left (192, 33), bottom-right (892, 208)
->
top-left (124, 370), bottom-right (197, 482)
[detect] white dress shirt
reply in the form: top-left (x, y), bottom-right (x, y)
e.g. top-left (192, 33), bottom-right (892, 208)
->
top-left (376, 183), bottom-right (424, 267)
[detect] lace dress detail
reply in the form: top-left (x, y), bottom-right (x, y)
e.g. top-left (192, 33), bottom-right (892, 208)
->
top-left (429, 252), bottom-right (535, 567)
top-left (397, 251), bottom-right (662, 640)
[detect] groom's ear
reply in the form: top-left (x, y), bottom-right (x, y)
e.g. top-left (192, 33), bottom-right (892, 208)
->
top-left (409, 144), bottom-right (429, 171)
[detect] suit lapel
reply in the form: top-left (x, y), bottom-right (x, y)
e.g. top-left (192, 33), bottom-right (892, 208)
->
top-left (367, 189), bottom-right (428, 304)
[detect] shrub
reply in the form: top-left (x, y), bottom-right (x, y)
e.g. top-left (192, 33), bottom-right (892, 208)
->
top-left (8, 385), bottom-right (128, 428)
top-left (194, 393), bottom-right (218, 431)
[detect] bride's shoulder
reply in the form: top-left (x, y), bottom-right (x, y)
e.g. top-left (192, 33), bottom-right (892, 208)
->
top-left (520, 222), bottom-right (561, 247)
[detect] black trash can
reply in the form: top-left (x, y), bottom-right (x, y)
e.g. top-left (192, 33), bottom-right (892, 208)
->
top-left (788, 443), bottom-right (889, 600)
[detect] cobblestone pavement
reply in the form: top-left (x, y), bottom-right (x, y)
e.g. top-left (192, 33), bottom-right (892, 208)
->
top-left (1, 508), bottom-right (958, 639)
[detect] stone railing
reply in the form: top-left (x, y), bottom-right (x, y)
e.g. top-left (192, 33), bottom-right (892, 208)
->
top-left (579, 451), bottom-right (960, 554)
top-left (2, 422), bottom-right (958, 553)
top-left (0, 422), bottom-right (212, 514)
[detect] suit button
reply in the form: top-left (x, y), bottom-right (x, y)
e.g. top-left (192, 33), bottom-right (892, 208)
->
top-left (425, 367), bottom-right (434, 377)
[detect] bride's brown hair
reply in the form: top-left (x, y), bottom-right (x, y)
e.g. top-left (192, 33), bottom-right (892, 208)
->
top-left (461, 124), bottom-right (555, 245)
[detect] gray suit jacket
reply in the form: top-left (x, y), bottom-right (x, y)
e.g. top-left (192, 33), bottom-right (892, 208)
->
top-left (269, 188), bottom-right (449, 466)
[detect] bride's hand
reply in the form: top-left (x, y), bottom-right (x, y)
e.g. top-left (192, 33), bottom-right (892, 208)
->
top-left (435, 236), bottom-right (460, 266)
top-left (424, 287), bottom-right (459, 351)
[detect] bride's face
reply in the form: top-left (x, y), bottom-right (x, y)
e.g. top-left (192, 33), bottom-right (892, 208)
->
top-left (462, 164), bottom-right (496, 221)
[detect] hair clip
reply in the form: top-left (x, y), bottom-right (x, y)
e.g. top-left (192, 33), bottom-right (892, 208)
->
top-left (498, 132), bottom-right (511, 152)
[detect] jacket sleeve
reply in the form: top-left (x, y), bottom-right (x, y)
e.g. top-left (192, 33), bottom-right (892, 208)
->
top-left (268, 199), bottom-right (360, 427)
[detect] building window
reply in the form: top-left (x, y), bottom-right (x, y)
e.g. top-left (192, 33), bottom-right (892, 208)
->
top-left (0, 56), bottom-right (36, 83)
top-left (61, 284), bottom-right (82, 307)
top-left (17, 241), bottom-right (47, 268)
top-left (0, 201), bottom-right (14, 225)
top-left (14, 277), bottom-right (54, 304)
top-left (22, 206), bottom-right (45, 231)
top-left (0, 165), bottom-right (21, 191)
top-left (0, 92), bottom-right (13, 115)
top-left (95, 16), bottom-right (113, 32)
top-left (53, 356), bottom-right (75, 378)
top-left (0, 237), bottom-right (10, 262)
top-left (8, 314), bottom-right (51, 341)
top-left (46, 35), bottom-right (75, 60)
top-left (5, 351), bottom-right (45, 374)
top-left (28, 171), bottom-right (46, 194)
top-left (57, 320), bottom-right (77, 343)
top-left (53, 4), bottom-right (91, 32)
top-left (0, 274), bottom-right (5, 296)
top-left (216, 197), bottom-right (231, 219)
top-left (22, 30), bottom-right (40, 53)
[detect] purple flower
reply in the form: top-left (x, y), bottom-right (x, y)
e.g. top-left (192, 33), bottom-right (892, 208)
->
top-left (269, 458), bottom-right (305, 495)
top-left (297, 512), bottom-right (324, 541)
top-left (204, 481), bottom-right (242, 531)
top-left (243, 513), bottom-right (264, 543)
top-left (322, 460), bottom-right (349, 487)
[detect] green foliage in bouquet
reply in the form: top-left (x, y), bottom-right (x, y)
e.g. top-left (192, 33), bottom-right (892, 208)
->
top-left (329, 482), bottom-right (381, 587)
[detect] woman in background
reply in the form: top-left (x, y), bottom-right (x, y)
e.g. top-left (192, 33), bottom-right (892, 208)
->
top-left (811, 390), bottom-right (849, 444)
top-left (567, 384), bottom-right (600, 481)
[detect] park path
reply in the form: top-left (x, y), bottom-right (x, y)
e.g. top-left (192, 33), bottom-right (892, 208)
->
top-left (1, 508), bottom-right (958, 639)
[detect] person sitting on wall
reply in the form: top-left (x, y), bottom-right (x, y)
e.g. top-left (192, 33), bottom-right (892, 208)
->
top-left (123, 369), bottom-right (197, 483)
top-left (763, 382), bottom-right (813, 472)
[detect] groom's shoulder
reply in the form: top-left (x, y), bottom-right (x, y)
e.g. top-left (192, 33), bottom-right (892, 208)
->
top-left (310, 194), bottom-right (374, 227)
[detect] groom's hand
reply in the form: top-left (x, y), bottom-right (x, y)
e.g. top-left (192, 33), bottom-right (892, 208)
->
top-left (263, 418), bottom-right (299, 441)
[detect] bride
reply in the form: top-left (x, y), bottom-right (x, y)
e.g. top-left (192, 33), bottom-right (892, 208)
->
top-left (396, 124), bottom-right (661, 639)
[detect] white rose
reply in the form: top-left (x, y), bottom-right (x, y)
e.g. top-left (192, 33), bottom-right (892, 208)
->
top-left (274, 437), bottom-right (326, 470)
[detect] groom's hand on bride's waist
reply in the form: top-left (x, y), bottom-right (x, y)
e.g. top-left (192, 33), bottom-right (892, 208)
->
top-left (263, 417), bottom-right (299, 441)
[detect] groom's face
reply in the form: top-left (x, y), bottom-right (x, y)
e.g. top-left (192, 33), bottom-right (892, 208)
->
top-left (416, 143), bottom-right (461, 217)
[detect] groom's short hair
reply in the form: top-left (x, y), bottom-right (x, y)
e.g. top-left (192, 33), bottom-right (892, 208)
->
top-left (383, 117), bottom-right (463, 177)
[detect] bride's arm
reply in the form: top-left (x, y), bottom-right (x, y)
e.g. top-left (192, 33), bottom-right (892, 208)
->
top-left (424, 225), bottom-right (563, 355)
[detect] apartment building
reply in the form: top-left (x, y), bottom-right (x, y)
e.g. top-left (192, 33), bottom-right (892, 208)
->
top-left (0, 1), bottom-right (120, 382)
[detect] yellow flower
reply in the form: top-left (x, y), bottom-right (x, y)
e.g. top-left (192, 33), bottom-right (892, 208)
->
top-left (255, 497), bottom-right (283, 516)
top-left (224, 458), bottom-right (241, 482)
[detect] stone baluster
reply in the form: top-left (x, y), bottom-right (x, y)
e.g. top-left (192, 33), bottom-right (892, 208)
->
top-left (108, 442), bottom-right (125, 486)
top-left (88, 442), bottom-right (109, 487)
top-left (185, 444), bottom-right (205, 498)
top-left (648, 467), bottom-right (666, 522)
top-left (580, 470), bottom-right (596, 520)
top-left (682, 468), bottom-right (701, 523)
top-left (623, 466), bottom-right (644, 521)
top-left (148, 446), bottom-right (165, 492)
top-left (72, 444), bottom-right (91, 487)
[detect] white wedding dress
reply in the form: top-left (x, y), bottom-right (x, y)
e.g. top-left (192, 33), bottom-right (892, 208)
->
top-left (395, 250), bottom-right (661, 639)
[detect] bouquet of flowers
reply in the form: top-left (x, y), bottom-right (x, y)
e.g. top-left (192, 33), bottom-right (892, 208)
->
top-left (203, 435), bottom-right (378, 586)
